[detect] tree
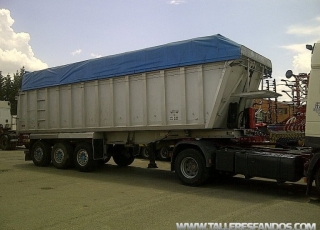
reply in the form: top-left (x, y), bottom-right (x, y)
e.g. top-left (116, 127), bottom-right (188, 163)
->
top-left (3, 74), bottom-right (13, 101)
top-left (0, 71), bottom-right (4, 100)
top-left (10, 67), bottom-right (25, 115)
top-left (0, 67), bottom-right (25, 115)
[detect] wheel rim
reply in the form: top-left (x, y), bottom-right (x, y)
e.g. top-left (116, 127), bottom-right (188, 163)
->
top-left (77, 149), bottom-right (89, 166)
top-left (54, 148), bottom-right (64, 164)
top-left (34, 147), bottom-right (44, 161)
top-left (160, 148), bottom-right (169, 158)
top-left (180, 157), bottom-right (198, 179)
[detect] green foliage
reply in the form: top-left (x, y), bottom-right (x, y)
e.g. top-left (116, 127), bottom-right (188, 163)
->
top-left (0, 67), bottom-right (24, 115)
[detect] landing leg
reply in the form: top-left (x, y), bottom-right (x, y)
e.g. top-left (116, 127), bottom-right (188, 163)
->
top-left (147, 142), bottom-right (158, 168)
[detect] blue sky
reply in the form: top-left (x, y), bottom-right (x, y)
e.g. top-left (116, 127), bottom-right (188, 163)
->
top-left (1, 0), bottom-right (319, 101)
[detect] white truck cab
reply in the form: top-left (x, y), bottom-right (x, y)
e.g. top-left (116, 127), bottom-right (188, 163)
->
top-left (305, 40), bottom-right (320, 148)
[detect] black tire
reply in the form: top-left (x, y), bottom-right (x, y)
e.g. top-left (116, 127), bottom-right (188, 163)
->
top-left (31, 141), bottom-right (51, 167)
top-left (315, 167), bottom-right (320, 194)
top-left (113, 146), bottom-right (135, 167)
top-left (73, 143), bottom-right (96, 172)
top-left (51, 142), bottom-right (74, 169)
top-left (174, 149), bottom-right (209, 186)
top-left (140, 147), bottom-right (149, 159)
top-left (0, 135), bottom-right (11, 150)
top-left (158, 146), bottom-right (171, 161)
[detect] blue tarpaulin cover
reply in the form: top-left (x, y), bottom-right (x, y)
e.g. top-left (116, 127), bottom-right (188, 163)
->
top-left (22, 34), bottom-right (242, 91)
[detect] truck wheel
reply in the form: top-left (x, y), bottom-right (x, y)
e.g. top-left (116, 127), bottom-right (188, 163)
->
top-left (74, 143), bottom-right (96, 172)
top-left (51, 142), bottom-right (74, 169)
top-left (140, 147), bottom-right (149, 159)
top-left (31, 141), bottom-right (51, 167)
top-left (0, 135), bottom-right (10, 150)
top-left (315, 168), bottom-right (320, 194)
top-left (174, 149), bottom-right (209, 186)
top-left (113, 146), bottom-right (135, 166)
top-left (158, 146), bottom-right (171, 161)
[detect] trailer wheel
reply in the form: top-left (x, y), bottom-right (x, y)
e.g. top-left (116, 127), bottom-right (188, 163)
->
top-left (315, 168), bottom-right (320, 194)
top-left (74, 143), bottom-right (96, 172)
top-left (113, 146), bottom-right (135, 166)
top-left (174, 149), bottom-right (209, 186)
top-left (158, 146), bottom-right (171, 161)
top-left (0, 135), bottom-right (10, 150)
top-left (31, 141), bottom-right (51, 167)
top-left (51, 142), bottom-right (74, 169)
top-left (140, 147), bottom-right (149, 159)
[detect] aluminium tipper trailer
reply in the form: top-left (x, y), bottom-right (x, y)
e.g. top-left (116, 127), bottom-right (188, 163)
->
top-left (18, 34), bottom-right (274, 135)
top-left (19, 35), bottom-right (320, 194)
top-left (19, 35), bottom-right (275, 145)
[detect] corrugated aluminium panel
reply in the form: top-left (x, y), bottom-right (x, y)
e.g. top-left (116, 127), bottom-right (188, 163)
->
top-left (19, 62), bottom-right (237, 132)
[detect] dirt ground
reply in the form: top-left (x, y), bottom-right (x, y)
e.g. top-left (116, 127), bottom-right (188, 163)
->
top-left (0, 149), bottom-right (319, 230)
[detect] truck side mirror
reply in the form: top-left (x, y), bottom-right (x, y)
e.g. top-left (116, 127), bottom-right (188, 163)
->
top-left (285, 70), bottom-right (293, 79)
top-left (306, 44), bottom-right (313, 51)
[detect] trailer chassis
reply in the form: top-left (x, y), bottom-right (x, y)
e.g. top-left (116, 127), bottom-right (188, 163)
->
top-left (22, 129), bottom-right (320, 196)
